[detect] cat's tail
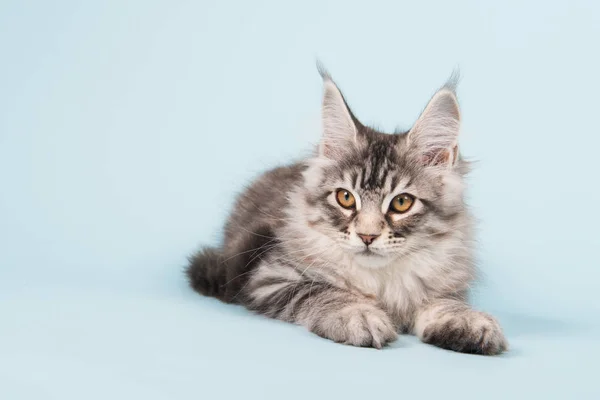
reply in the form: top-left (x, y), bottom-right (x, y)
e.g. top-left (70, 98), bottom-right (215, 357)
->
top-left (186, 229), bottom-right (275, 304)
top-left (186, 247), bottom-right (244, 304)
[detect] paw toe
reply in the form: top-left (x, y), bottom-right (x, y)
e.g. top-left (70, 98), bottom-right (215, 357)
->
top-left (423, 316), bottom-right (507, 356)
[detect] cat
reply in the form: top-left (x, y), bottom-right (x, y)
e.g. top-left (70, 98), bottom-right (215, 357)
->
top-left (186, 66), bottom-right (508, 354)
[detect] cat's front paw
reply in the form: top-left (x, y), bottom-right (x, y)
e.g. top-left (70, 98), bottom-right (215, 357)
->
top-left (312, 304), bottom-right (398, 349)
top-left (422, 311), bottom-right (508, 355)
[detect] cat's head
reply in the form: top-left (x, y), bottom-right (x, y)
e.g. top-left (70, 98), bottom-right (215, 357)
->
top-left (299, 68), bottom-right (470, 269)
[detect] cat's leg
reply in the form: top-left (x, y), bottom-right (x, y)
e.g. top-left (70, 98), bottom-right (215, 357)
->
top-left (245, 260), bottom-right (397, 349)
top-left (413, 299), bottom-right (508, 355)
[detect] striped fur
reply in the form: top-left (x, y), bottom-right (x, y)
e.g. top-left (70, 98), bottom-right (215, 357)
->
top-left (186, 69), bottom-right (507, 354)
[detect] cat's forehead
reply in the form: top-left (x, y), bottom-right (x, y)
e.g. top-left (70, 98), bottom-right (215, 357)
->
top-left (320, 163), bottom-right (413, 202)
top-left (340, 132), bottom-right (418, 193)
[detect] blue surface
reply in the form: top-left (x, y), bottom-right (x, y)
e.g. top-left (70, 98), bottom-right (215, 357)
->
top-left (1, 1), bottom-right (599, 399)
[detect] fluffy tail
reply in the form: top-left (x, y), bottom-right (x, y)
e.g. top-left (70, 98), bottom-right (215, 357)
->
top-left (186, 247), bottom-right (246, 304)
top-left (186, 227), bottom-right (276, 304)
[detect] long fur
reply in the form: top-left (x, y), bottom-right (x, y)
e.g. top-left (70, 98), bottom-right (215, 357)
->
top-left (186, 70), bottom-right (507, 354)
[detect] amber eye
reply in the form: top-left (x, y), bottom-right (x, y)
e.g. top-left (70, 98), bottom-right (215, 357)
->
top-left (336, 189), bottom-right (356, 209)
top-left (390, 193), bottom-right (415, 213)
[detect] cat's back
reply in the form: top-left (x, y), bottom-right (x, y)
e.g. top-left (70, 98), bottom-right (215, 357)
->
top-left (223, 163), bottom-right (306, 252)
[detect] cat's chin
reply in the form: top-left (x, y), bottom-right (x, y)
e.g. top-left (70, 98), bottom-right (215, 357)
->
top-left (352, 253), bottom-right (394, 269)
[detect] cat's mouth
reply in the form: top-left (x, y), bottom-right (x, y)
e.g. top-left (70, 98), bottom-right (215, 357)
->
top-left (358, 248), bottom-right (384, 257)
top-left (353, 248), bottom-right (391, 268)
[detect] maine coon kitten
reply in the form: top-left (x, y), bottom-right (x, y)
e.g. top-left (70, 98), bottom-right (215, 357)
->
top-left (186, 67), bottom-right (508, 354)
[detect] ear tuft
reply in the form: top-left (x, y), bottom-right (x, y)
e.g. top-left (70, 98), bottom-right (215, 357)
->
top-left (316, 59), bottom-right (332, 81)
top-left (443, 68), bottom-right (461, 94)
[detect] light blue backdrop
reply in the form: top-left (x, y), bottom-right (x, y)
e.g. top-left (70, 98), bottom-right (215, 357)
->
top-left (1, 1), bottom-right (599, 399)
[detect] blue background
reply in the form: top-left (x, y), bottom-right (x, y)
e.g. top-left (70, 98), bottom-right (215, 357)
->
top-left (1, 1), bottom-right (599, 398)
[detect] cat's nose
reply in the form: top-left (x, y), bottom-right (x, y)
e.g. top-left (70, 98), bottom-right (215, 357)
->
top-left (357, 233), bottom-right (380, 246)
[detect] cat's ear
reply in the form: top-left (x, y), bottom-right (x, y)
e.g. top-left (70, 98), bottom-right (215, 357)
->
top-left (408, 83), bottom-right (461, 167)
top-left (318, 67), bottom-right (358, 159)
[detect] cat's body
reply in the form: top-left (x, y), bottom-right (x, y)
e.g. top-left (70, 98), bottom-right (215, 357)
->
top-left (187, 68), bottom-right (507, 354)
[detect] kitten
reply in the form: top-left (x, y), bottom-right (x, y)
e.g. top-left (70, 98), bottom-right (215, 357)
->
top-left (186, 67), bottom-right (508, 354)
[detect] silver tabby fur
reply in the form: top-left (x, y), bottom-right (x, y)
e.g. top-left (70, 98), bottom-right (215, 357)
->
top-left (186, 67), bottom-right (508, 354)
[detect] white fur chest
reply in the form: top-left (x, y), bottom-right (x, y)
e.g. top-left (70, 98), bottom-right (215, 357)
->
top-left (337, 245), bottom-right (466, 324)
top-left (347, 260), bottom-right (429, 316)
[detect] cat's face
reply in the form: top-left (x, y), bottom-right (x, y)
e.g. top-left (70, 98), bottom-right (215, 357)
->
top-left (300, 70), bottom-right (467, 269)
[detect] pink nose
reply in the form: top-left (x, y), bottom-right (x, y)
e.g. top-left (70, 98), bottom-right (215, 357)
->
top-left (357, 233), bottom-right (380, 246)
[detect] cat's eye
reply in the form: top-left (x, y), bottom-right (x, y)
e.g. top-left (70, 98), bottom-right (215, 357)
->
top-left (389, 193), bottom-right (414, 213)
top-left (336, 189), bottom-right (356, 209)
